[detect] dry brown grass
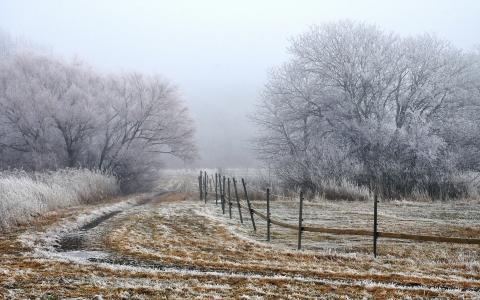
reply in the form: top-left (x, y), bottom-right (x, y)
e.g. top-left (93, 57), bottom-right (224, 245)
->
top-left (103, 197), bottom-right (480, 298)
top-left (0, 193), bottom-right (479, 299)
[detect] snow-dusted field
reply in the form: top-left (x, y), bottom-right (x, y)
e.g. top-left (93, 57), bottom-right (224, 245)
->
top-left (0, 170), bottom-right (479, 298)
top-left (215, 198), bottom-right (480, 253)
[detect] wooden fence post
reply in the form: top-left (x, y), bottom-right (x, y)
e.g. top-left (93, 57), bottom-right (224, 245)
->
top-left (298, 192), bottom-right (304, 250)
top-left (199, 171), bottom-right (203, 201)
top-left (206, 174), bottom-right (209, 193)
top-left (242, 178), bottom-right (256, 231)
top-left (373, 188), bottom-right (378, 258)
top-left (221, 176), bottom-right (226, 214)
top-left (215, 173), bottom-right (218, 205)
top-left (228, 178), bottom-right (232, 219)
top-left (267, 188), bottom-right (271, 242)
top-left (233, 178), bottom-right (243, 224)
top-left (204, 171), bottom-right (207, 202)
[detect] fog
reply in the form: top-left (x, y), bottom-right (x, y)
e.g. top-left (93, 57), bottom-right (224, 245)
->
top-left (1, 0), bottom-right (479, 168)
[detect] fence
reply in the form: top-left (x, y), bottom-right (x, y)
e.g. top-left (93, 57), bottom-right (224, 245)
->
top-left (197, 171), bottom-right (480, 258)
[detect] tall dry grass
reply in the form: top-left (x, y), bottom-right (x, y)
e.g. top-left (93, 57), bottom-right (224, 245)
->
top-left (316, 178), bottom-right (372, 201)
top-left (0, 168), bottom-right (119, 230)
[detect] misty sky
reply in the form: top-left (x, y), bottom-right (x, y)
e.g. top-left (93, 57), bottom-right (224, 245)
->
top-left (1, 0), bottom-right (479, 168)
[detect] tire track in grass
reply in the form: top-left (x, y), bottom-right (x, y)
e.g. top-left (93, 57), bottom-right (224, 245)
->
top-left (86, 256), bottom-right (480, 294)
top-left (53, 191), bottom-right (169, 252)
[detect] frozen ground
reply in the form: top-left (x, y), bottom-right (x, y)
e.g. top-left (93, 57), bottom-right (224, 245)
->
top-left (0, 171), bottom-right (478, 298)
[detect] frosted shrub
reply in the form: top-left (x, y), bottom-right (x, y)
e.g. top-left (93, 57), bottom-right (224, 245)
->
top-left (449, 172), bottom-right (480, 199)
top-left (0, 168), bottom-right (119, 230)
top-left (317, 178), bottom-right (372, 201)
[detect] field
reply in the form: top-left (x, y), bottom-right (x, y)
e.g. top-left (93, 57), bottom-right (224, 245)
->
top-left (0, 171), bottom-right (479, 299)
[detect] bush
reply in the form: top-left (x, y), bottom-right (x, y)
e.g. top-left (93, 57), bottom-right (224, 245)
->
top-left (318, 178), bottom-right (372, 201)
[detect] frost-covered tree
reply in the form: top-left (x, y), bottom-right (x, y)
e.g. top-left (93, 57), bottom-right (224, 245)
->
top-left (0, 54), bottom-right (59, 169)
top-left (253, 21), bottom-right (480, 199)
top-left (93, 73), bottom-right (196, 191)
top-left (0, 35), bottom-right (196, 191)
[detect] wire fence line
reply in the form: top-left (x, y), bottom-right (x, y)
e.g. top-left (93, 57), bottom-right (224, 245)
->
top-left (246, 187), bottom-right (296, 201)
top-left (197, 171), bottom-right (480, 258)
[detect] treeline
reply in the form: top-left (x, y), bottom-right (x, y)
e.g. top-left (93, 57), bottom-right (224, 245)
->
top-left (253, 21), bottom-right (480, 200)
top-left (0, 33), bottom-right (196, 192)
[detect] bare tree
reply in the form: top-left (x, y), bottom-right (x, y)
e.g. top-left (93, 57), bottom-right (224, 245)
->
top-left (0, 48), bottom-right (196, 191)
top-left (94, 73), bottom-right (196, 190)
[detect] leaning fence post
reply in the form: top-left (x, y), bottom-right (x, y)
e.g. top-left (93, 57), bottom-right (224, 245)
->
top-left (215, 173), bottom-right (218, 205)
top-left (233, 178), bottom-right (243, 224)
top-left (298, 191), bottom-right (304, 250)
top-left (373, 188), bottom-right (378, 258)
top-left (267, 188), bottom-right (271, 242)
top-left (242, 178), bottom-right (256, 231)
top-left (199, 171), bottom-right (203, 201)
top-left (204, 171), bottom-right (207, 202)
top-left (228, 178), bottom-right (232, 219)
top-left (221, 176), bottom-right (226, 214)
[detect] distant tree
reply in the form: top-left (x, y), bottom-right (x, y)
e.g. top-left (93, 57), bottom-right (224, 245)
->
top-left (0, 30), bottom-right (15, 58)
top-left (94, 73), bottom-right (196, 191)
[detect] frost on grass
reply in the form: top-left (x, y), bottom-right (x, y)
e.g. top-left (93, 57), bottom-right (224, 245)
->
top-left (100, 197), bottom-right (480, 298)
top-left (2, 191), bottom-right (479, 299)
top-left (19, 194), bottom-right (144, 254)
top-left (0, 168), bottom-right (119, 231)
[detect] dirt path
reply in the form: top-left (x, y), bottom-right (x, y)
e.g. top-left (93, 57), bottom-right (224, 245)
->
top-left (0, 193), bottom-right (479, 299)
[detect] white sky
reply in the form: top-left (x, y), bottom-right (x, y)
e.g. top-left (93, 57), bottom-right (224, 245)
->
top-left (1, 0), bottom-right (479, 167)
